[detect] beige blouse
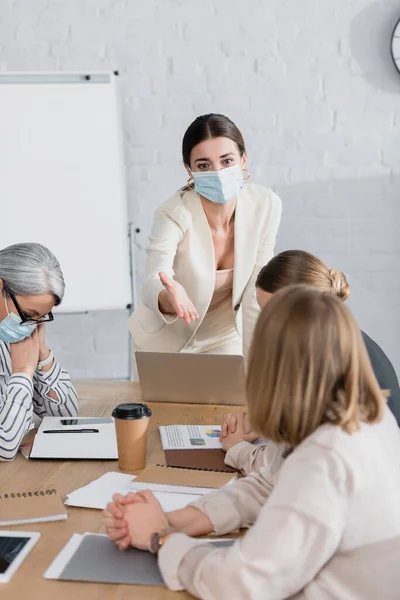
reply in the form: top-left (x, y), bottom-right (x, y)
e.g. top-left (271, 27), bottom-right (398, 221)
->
top-left (183, 267), bottom-right (238, 352)
top-left (208, 268), bottom-right (234, 312)
top-left (158, 408), bottom-right (400, 599)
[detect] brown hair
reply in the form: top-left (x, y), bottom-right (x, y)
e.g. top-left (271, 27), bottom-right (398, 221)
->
top-left (182, 114), bottom-right (246, 168)
top-left (247, 285), bottom-right (384, 446)
top-left (256, 250), bottom-right (350, 301)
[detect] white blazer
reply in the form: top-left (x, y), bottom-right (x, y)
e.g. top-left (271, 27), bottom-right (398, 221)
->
top-left (128, 183), bottom-right (282, 359)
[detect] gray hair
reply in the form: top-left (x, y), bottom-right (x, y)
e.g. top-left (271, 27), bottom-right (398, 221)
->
top-left (0, 243), bottom-right (65, 305)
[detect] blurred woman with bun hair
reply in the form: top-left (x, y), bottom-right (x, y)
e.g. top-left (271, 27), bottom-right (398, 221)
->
top-left (255, 250), bottom-right (351, 303)
top-left (221, 250), bottom-right (400, 475)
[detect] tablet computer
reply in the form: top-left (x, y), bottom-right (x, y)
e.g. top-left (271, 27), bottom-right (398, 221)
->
top-left (0, 531), bottom-right (40, 583)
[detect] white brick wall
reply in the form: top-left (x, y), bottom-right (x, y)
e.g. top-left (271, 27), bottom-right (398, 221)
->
top-left (1, 0), bottom-right (399, 378)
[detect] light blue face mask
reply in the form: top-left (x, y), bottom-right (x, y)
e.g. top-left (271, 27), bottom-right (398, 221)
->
top-left (0, 294), bottom-right (37, 343)
top-left (192, 164), bottom-right (244, 204)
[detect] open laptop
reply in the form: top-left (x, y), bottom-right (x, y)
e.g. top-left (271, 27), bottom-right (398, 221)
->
top-left (136, 351), bottom-right (245, 406)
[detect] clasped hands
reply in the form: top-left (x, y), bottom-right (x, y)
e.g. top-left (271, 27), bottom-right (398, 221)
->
top-left (219, 411), bottom-right (259, 451)
top-left (103, 415), bottom-right (259, 552)
top-left (104, 490), bottom-right (169, 552)
top-left (10, 324), bottom-right (51, 377)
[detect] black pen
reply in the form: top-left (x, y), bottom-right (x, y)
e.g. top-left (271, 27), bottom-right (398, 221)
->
top-left (43, 429), bottom-right (99, 434)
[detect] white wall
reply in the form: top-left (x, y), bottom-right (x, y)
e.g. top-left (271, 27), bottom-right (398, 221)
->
top-left (1, 0), bottom-right (399, 378)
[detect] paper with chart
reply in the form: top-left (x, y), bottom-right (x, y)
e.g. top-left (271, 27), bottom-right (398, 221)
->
top-left (159, 424), bottom-right (234, 472)
top-left (159, 425), bottom-right (223, 450)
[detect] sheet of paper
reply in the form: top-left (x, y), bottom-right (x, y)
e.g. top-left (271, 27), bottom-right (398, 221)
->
top-left (65, 472), bottom-right (135, 509)
top-left (18, 425), bottom-right (37, 459)
top-left (65, 472), bottom-right (201, 512)
top-left (152, 491), bottom-right (200, 512)
top-left (18, 442), bottom-right (33, 460)
top-left (159, 425), bottom-right (223, 450)
top-left (127, 481), bottom-right (214, 495)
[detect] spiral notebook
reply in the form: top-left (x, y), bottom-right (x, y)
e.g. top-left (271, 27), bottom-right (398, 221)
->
top-left (0, 489), bottom-right (67, 526)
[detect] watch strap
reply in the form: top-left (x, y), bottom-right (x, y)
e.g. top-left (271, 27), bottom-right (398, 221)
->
top-left (37, 349), bottom-right (54, 371)
top-left (149, 528), bottom-right (175, 554)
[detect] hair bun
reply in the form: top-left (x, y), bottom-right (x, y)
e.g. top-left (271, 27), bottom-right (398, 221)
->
top-left (328, 268), bottom-right (350, 301)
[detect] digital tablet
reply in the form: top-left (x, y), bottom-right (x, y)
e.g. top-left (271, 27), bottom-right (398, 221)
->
top-left (0, 531), bottom-right (40, 583)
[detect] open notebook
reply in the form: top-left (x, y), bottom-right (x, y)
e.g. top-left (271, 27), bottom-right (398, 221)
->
top-left (0, 489), bottom-right (67, 526)
top-left (30, 417), bottom-right (117, 459)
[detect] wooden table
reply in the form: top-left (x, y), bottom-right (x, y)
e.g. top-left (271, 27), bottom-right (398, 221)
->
top-left (1, 381), bottom-right (239, 600)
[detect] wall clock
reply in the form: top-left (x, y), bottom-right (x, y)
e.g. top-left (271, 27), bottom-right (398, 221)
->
top-left (391, 17), bottom-right (400, 74)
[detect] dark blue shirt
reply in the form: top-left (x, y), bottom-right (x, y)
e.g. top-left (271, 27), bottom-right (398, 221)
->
top-left (362, 331), bottom-right (400, 426)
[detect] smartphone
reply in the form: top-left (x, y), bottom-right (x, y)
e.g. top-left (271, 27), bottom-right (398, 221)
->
top-left (60, 418), bottom-right (114, 426)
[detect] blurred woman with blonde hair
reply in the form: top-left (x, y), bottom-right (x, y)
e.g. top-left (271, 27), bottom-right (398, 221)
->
top-left (104, 285), bottom-right (400, 599)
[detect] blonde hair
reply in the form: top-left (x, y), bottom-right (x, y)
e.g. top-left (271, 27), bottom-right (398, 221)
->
top-left (256, 250), bottom-right (350, 301)
top-left (247, 285), bottom-right (385, 446)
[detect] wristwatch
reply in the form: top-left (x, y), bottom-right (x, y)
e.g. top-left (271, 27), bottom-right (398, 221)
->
top-left (149, 528), bottom-right (175, 554)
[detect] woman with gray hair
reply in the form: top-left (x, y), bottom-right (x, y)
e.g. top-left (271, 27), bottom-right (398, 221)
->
top-left (0, 243), bottom-right (78, 460)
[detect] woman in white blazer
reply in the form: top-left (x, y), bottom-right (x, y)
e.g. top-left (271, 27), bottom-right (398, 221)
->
top-left (128, 113), bottom-right (282, 362)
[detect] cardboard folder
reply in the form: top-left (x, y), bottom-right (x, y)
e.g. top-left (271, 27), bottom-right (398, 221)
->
top-left (162, 448), bottom-right (236, 473)
top-left (135, 464), bottom-right (236, 487)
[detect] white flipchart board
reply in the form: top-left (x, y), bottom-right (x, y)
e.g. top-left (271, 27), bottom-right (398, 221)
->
top-left (0, 73), bottom-right (132, 312)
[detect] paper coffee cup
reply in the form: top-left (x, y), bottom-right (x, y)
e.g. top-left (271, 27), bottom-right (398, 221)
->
top-left (112, 403), bottom-right (152, 473)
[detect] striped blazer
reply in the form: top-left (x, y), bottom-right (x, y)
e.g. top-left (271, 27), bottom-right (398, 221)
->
top-left (0, 341), bottom-right (78, 461)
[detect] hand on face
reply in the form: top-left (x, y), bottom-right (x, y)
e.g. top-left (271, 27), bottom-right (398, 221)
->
top-left (159, 272), bottom-right (199, 325)
top-left (10, 328), bottom-right (40, 377)
top-left (37, 323), bottom-right (45, 347)
top-left (220, 411), bottom-right (259, 451)
top-left (37, 324), bottom-right (51, 362)
top-left (104, 490), bottom-right (169, 551)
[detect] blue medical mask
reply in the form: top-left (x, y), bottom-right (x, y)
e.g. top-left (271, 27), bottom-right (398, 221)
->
top-left (0, 294), bottom-right (37, 343)
top-left (192, 164), bottom-right (244, 204)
